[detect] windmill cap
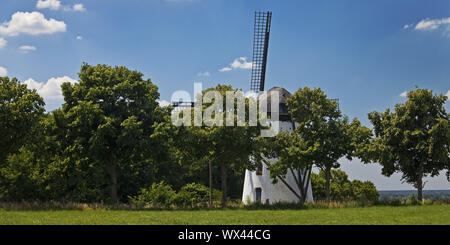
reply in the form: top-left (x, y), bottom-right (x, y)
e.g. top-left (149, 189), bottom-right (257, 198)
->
top-left (259, 87), bottom-right (292, 104)
top-left (258, 87), bottom-right (292, 119)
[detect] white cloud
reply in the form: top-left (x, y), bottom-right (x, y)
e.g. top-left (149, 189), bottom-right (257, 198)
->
top-left (220, 57), bottom-right (252, 72)
top-left (0, 38), bottom-right (6, 49)
top-left (19, 45), bottom-right (37, 52)
top-left (219, 67), bottom-right (232, 72)
top-left (72, 4), bottom-right (86, 12)
top-left (63, 3), bottom-right (86, 12)
top-left (24, 76), bottom-right (77, 100)
top-left (158, 100), bottom-right (171, 107)
top-left (0, 11), bottom-right (66, 37)
top-left (0, 66), bottom-right (7, 76)
top-left (197, 71), bottom-right (210, 77)
top-left (76, 35), bottom-right (83, 40)
top-left (403, 24), bottom-right (411, 29)
top-left (446, 90), bottom-right (450, 99)
top-left (415, 17), bottom-right (450, 31)
top-left (400, 91), bottom-right (408, 98)
top-left (23, 78), bottom-right (43, 90)
top-left (36, 0), bottom-right (61, 11)
top-left (37, 1), bottom-right (86, 12)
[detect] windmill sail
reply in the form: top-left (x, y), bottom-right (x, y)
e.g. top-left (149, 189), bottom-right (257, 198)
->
top-left (250, 11), bottom-right (272, 93)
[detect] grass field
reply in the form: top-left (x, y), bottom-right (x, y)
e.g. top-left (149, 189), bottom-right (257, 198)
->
top-left (0, 205), bottom-right (449, 225)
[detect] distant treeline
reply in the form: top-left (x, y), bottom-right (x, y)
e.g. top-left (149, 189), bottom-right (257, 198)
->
top-left (379, 190), bottom-right (450, 201)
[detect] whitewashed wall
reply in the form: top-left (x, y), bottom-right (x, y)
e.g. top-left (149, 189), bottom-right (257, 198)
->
top-left (242, 121), bottom-right (314, 204)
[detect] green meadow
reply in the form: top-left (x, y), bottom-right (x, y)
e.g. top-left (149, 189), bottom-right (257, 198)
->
top-left (1, 205), bottom-right (449, 225)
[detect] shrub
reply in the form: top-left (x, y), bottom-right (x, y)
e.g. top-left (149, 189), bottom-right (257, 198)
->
top-left (351, 180), bottom-right (380, 203)
top-left (405, 195), bottom-right (420, 206)
top-left (173, 183), bottom-right (223, 207)
top-left (173, 183), bottom-right (209, 207)
top-left (375, 199), bottom-right (403, 206)
top-left (311, 169), bottom-right (379, 203)
top-left (129, 181), bottom-right (176, 208)
top-left (423, 199), bottom-right (433, 205)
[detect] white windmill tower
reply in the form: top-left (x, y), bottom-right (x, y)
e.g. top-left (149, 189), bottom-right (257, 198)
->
top-left (242, 12), bottom-right (313, 205)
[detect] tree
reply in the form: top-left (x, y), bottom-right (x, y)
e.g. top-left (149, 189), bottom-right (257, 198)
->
top-left (0, 77), bottom-right (45, 200)
top-left (58, 63), bottom-right (170, 204)
top-left (265, 87), bottom-right (371, 203)
top-left (0, 77), bottom-right (44, 164)
top-left (173, 84), bottom-right (266, 207)
top-left (367, 88), bottom-right (449, 201)
top-left (262, 130), bottom-right (313, 204)
top-left (311, 169), bottom-right (379, 203)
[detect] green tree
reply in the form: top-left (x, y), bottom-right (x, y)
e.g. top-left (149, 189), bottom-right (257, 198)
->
top-left (367, 88), bottom-right (450, 201)
top-left (266, 87), bottom-right (371, 203)
top-left (58, 63), bottom-right (170, 203)
top-left (311, 169), bottom-right (379, 203)
top-left (0, 77), bottom-right (45, 200)
top-left (263, 130), bottom-right (313, 204)
top-left (173, 84), bottom-right (266, 207)
top-left (0, 77), bottom-right (44, 164)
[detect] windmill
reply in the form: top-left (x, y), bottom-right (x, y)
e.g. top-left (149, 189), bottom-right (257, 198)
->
top-left (242, 11), bottom-right (315, 205)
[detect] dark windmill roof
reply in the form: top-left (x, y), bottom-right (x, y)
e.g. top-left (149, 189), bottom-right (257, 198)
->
top-left (259, 87), bottom-right (292, 121)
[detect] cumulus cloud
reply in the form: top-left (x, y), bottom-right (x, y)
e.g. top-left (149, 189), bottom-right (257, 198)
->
top-left (72, 4), bottom-right (86, 12)
top-left (24, 76), bottom-right (77, 100)
top-left (158, 100), bottom-right (171, 107)
top-left (219, 67), bottom-right (232, 72)
top-left (219, 57), bottom-right (252, 72)
top-left (0, 11), bottom-right (66, 37)
top-left (446, 90), bottom-right (450, 99)
top-left (0, 66), bottom-right (7, 76)
top-left (19, 45), bottom-right (37, 52)
top-left (36, 0), bottom-right (61, 10)
top-left (0, 38), bottom-right (6, 49)
top-left (23, 78), bottom-right (43, 90)
top-left (63, 3), bottom-right (86, 12)
top-left (415, 17), bottom-right (450, 31)
top-left (37, 1), bottom-right (86, 12)
top-left (76, 35), bottom-right (83, 40)
top-left (400, 91), bottom-right (408, 98)
top-left (197, 71), bottom-right (210, 77)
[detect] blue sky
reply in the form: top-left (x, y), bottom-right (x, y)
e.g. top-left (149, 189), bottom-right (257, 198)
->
top-left (0, 0), bottom-right (449, 190)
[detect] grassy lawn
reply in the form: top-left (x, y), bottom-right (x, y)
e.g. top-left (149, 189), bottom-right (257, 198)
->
top-left (0, 205), bottom-right (449, 225)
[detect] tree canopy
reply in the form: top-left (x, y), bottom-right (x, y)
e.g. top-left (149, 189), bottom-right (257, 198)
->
top-left (173, 84), bottom-right (267, 207)
top-left (367, 88), bottom-right (450, 201)
top-left (264, 87), bottom-right (372, 203)
top-left (0, 77), bottom-right (44, 164)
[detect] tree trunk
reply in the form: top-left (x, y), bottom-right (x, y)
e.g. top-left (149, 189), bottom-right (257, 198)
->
top-left (209, 162), bottom-right (213, 207)
top-left (417, 163), bottom-right (423, 202)
top-left (107, 154), bottom-right (119, 205)
top-left (325, 167), bottom-right (331, 203)
top-left (220, 163), bottom-right (227, 208)
top-left (417, 178), bottom-right (423, 203)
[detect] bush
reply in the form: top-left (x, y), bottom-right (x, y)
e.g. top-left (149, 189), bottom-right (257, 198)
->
top-left (311, 169), bottom-right (379, 203)
top-left (173, 183), bottom-right (209, 207)
top-left (129, 181), bottom-right (176, 208)
top-left (405, 195), bottom-right (421, 206)
top-left (376, 199), bottom-right (403, 206)
top-left (351, 180), bottom-right (379, 203)
top-left (423, 199), bottom-right (433, 205)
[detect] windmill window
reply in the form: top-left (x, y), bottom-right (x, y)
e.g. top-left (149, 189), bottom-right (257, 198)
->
top-left (256, 165), bottom-right (263, 175)
top-left (255, 188), bottom-right (262, 203)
